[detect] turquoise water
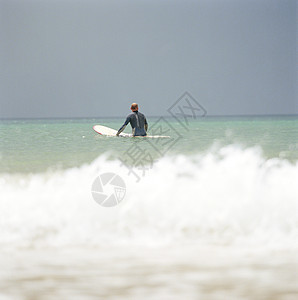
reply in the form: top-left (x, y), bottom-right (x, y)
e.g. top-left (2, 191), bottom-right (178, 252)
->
top-left (1, 116), bottom-right (297, 173)
top-left (1, 115), bottom-right (298, 299)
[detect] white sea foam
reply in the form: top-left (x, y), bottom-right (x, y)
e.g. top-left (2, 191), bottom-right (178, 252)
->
top-left (0, 145), bottom-right (297, 250)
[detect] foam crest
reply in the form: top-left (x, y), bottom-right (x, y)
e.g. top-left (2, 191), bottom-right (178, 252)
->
top-left (0, 145), bottom-right (297, 249)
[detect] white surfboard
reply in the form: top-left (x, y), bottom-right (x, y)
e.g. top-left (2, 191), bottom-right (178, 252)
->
top-left (93, 125), bottom-right (170, 138)
top-left (93, 125), bottom-right (131, 137)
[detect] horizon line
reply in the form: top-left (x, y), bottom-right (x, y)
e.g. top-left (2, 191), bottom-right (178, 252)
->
top-left (1, 113), bottom-right (298, 121)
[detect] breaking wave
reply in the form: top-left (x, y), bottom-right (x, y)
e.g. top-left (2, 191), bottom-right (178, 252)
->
top-left (1, 145), bottom-right (297, 250)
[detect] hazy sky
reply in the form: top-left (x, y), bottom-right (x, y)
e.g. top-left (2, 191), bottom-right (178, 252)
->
top-left (1, 0), bottom-right (297, 118)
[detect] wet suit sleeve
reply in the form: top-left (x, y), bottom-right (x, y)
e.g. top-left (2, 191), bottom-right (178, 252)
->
top-left (144, 117), bottom-right (148, 131)
top-left (116, 116), bottom-right (131, 136)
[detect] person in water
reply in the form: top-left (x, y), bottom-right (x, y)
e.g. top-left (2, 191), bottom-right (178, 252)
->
top-left (116, 103), bottom-right (148, 137)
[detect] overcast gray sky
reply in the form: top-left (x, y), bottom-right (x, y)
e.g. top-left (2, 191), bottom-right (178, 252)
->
top-left (0, 0), bottom-right (297, 118)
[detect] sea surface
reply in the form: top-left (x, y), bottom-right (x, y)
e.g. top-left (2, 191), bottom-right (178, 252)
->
top-left (0, 116), bottom-right (298, 299)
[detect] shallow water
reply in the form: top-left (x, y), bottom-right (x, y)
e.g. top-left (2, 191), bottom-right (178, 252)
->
top-left (2, 246), bottom-right (298, 300)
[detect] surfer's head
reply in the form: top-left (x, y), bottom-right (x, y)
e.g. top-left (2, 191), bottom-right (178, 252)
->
top-left (131, 103), bottom-right (138, 112)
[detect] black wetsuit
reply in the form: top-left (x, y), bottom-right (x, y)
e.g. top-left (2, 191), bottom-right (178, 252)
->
top-left (117, 111), bottom-right (148, 136)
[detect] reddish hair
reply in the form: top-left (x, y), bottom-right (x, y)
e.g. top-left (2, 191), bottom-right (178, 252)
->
top-left (131, 103), bottom-right (138, 110)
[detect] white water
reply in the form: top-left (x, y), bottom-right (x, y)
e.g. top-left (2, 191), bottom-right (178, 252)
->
top-left (1, 145), bottom-right (298, 299)
top-left (1, 145), bottom-right (297, 249)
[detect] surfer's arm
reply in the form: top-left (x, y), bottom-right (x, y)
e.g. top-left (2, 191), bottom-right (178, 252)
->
top-left (116, 116), bottom-right (130, 136)
top-left (144, 117), bottom-right (148, 131)
top-left (116, 125), bottom-right (126, 136)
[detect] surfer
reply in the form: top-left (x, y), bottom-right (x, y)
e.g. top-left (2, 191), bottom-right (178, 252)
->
top-left (116, 103), bottom-right (148, 137)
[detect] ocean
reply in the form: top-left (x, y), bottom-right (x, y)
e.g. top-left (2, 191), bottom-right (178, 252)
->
top-left (0, 116), bottom-right (297, 299)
